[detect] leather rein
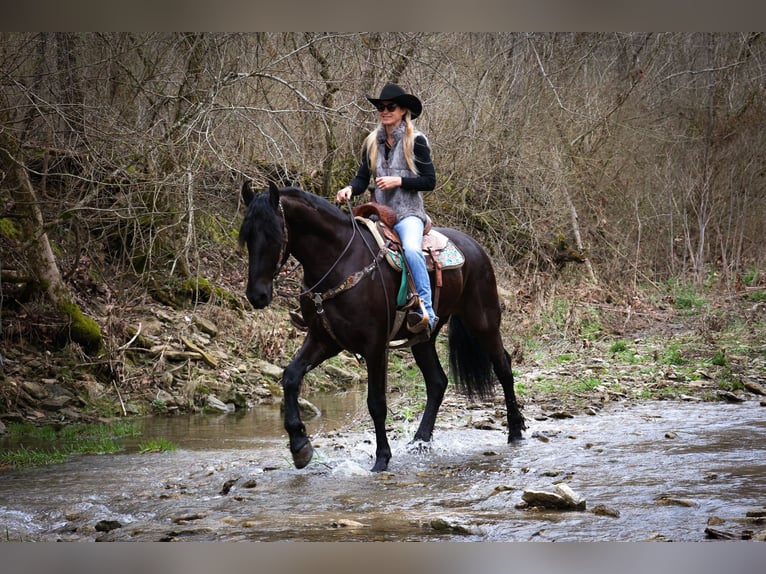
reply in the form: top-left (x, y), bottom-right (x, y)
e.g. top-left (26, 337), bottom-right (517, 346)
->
top-left (274, 199), bottom-right (389, 344)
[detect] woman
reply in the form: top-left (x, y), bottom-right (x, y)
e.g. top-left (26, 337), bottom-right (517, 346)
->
top-left (336, 83), bottom-right (437, 335)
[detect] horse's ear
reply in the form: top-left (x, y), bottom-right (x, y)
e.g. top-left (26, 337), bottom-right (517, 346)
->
top-left (267, 181), bottom-right (280, 209)
top-left (241, 180), bottom-right (255, 207)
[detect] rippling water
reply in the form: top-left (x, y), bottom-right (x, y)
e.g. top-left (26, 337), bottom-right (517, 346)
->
top-left (1, 393), bottom-right (764, 541)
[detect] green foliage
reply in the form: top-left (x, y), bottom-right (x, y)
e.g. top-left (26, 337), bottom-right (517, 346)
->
top-left (0, 421), bottom-right (141, 469)
top-left (742, 266), bottom-right (761, 286)
top-left (660, 343), bottom-right (686, 365)
top-left (609, 340), bottom-right (627, 353)
top-left (579, 307), bottom-right (603, 341)
top-left (716, 374), bottom-right (745, 393)
top-left (747, 289), bottom-right (766, 302)
top-left (528, 375), bottom-right (602, 395)
top-left (139, 438), bottom-right (177, 453)
top-left (711, 349), bottom-right (727, 367)
top-left (667, 279), bottom-right (707, 312)
top-left (0, 445), bottom-right (68, 468)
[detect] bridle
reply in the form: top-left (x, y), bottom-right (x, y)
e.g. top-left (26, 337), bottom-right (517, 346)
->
top-left (272, 198), bottom-right (390, 345)
top-left (273, 199), bottom-right (290, 278)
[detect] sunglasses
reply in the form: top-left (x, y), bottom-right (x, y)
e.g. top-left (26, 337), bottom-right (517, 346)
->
top-left (374, 102), bottom-right (399, 112)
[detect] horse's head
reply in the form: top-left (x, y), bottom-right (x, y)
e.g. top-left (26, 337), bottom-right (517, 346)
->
top-left (239, 181), bottom-right (286, 309)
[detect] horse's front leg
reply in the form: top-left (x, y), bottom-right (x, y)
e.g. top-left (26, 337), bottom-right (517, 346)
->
top-left (366, 352), bottom-right (391, 472)
top-left (282, 334), bottom-right (340, 469)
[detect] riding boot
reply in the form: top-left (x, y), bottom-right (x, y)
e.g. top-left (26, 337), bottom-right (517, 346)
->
top-left (395, 215), bottom-right (437, 337)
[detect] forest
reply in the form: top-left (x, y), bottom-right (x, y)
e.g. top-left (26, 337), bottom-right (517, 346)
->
top-left (1, 33), bottom-right (765, 419)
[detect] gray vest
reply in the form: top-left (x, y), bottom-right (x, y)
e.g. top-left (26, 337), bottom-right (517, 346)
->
top-left (372, 123), bottom-right (428, 223)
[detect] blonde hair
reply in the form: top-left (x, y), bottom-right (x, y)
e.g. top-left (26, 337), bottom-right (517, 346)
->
top-left (363, 110), bottom-right (419, 178)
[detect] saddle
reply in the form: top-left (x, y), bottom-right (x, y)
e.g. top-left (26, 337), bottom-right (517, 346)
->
top-left (351, 202), bottom-right (465, 274)
top-left (352, 202), bottom-right (465, 346)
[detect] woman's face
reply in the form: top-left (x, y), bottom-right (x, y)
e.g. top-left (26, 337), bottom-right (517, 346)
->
top-left (377, 101), bottom-right (407, 129)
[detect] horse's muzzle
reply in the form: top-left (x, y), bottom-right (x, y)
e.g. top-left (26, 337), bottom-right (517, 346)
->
top-left (246, 289), bottom-right (272, 309)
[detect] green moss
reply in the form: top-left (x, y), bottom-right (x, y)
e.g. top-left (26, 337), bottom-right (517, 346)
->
top-left (182, 276), bottom-right (213, 302)
top-left (0, 217), bottom-right (20, 239)
top-left (58, 300), bottom-right (103, 354)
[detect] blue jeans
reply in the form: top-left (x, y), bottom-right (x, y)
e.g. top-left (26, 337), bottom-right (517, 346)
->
top-left (394, 216), bottom-right (435, 325)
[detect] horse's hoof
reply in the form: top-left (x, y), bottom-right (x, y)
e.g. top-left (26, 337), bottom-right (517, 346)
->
top-left (507, 431), bottom-right (525, 443)
top-left (292, 441), bottom-right (314, 469)
top-left (407, 439), bottom-right (432, 454)
top-left (370, 456), bottom-right (390, 472)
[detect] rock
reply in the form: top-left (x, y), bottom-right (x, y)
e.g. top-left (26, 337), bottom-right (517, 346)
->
top-left (591, 504), bottom-right (620, 518)
top-left (707, 516), bottom-right (726, 525)
top-left (323, 364), bottom-right (360, 384)
top-left (705, 526), bottom-right (739, 540)
top-left (58, 408), bottom-right (82, 420)
top-left (521, 484), bottom-right (586, 511)
top-left (22, 381), bottom-right (48, 399)
top-left (752, 529), bottom-right (766, 541)
top-left (41, 395), bottom-right (73, 410)
top-left (80, 378), bottom-right (108, 400)
top-left (742, 379), bottom-right (766, 396)
top-left (94, 520), bottom-right (122, 532)
top-left (656, 495), bottom-right (697, 507)
top-left (717, 390), bottom-right (744, 403)
top-left (159, 371), bottom-right (174, 386)
top-left (193, 316), bottom-right (218, 337)
top-left (140, 318), bottom-right (165, 336)
top-left (154, 389), bottom-right (177, 406)
top-left (256, 360), bottom-right (283, 380)
top-left (220, 477), bottom-right (239, 495)
top-left (553, 483), bottom-right (586, 510)
top-left (471, 418), bottom-right (501, 430)
top-left (521, 489), bottom-right (570, 510)
top-left (298, 397), bottom-right (321, 418)
top-left (332, 518), bottom-right (367, 529)
top-left (124, 403), bottom-right (142, 414)
top-left (430, 517), bottom-right (474, 535)
top-left (205, 394), bottom-right (234, 413)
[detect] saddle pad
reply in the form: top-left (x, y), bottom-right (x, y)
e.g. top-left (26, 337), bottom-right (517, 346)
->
top-left (355, 217), bottom-right (465, 271)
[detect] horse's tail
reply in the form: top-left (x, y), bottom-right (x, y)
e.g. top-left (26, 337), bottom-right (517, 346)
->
top-left (448, 315), bottom-right (495, 400)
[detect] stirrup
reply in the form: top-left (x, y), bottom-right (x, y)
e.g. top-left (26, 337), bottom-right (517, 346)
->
top-left (406, 311), bottom-right (429, 334)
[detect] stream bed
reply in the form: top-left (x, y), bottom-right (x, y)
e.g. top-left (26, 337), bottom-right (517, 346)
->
top-left (1, 393), bottom-right (765, 542)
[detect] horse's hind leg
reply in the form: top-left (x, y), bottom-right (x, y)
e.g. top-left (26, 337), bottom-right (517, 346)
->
top-left (282, 334), bottom-right (340, 468)
top-left (459, 314), bottom-right (526, 442)
top-left (410, 333), bottom-right (448, 443)
top-left (492, 346), bottom-right (526, 441)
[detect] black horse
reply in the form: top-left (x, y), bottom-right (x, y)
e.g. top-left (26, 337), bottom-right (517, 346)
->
top-left (239, 181), bottom-right (525, 472)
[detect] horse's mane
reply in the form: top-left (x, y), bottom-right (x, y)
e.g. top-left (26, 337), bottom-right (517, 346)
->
top-left (238, 186), bottom-right (348, 247)
top-left (280, 186), bottom-right (347, 221)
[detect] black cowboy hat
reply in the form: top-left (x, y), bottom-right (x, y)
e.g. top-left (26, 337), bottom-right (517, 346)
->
top-left (366, 83), bottom-right (422, 119)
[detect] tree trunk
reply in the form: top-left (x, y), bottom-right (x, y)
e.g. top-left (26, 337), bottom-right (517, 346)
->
top-left (0, 135), bottom-right (103, 354)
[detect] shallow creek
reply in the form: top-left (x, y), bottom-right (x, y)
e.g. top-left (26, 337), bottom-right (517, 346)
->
top-left (1, 393), bottom-right (764, 541)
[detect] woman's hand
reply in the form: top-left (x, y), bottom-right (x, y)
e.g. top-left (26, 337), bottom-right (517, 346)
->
top-left (336, 186), bottom-right (352, 202)
top-left (375, 176), bottom-right (402, 191)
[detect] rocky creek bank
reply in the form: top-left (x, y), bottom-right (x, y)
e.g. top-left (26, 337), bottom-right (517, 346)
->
top-left (2, 288), bottom-right (766, 436)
